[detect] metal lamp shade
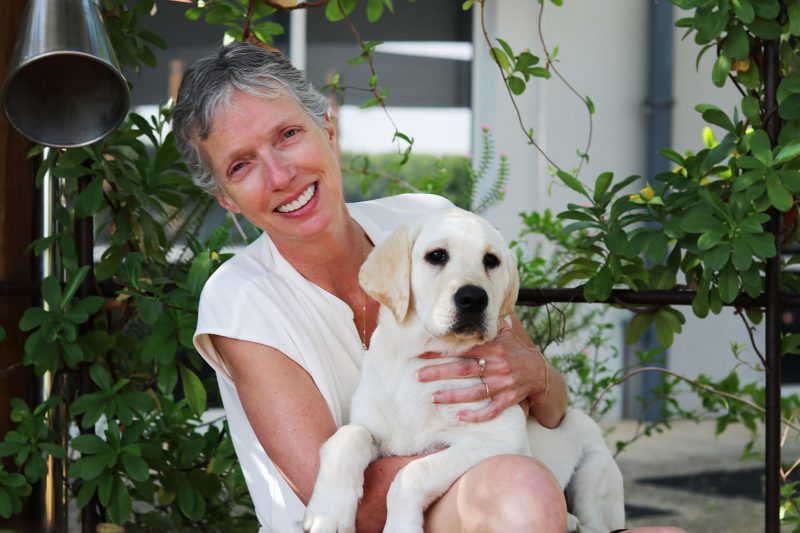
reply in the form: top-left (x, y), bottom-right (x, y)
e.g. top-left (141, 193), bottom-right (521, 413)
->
top-left (2, 0), bottom-right (130, 148)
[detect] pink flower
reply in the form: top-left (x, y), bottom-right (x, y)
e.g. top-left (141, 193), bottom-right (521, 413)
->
top-left (481, 124), bottom-right (492, 131)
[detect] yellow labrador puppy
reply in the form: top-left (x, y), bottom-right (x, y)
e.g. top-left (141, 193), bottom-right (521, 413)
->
top-left (304, 208), bottom-right (624, 533)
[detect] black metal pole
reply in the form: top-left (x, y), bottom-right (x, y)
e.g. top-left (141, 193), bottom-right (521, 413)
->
top-left (517, 287), bottom-right (800, 309)
top-left (75, 175), bottom-right (98, 533)
top-left (764, 37), bottom-right (782, 533)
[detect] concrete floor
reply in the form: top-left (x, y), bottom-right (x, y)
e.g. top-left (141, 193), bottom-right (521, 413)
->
top-left (607, 418), bottom-right (799, 532)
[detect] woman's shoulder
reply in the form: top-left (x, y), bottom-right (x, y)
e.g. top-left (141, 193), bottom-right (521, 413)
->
top-left (348, 193), bottom-right (454, 226)
top-left (353, 192), bottom-right (454, 212)
top-left (198, 234), bottom-right (284, 314)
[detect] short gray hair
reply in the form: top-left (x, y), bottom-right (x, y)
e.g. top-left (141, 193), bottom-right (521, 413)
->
top-left (172, 42), bottom-right (330, 196)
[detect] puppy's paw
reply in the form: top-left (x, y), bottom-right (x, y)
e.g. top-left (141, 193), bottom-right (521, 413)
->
top-left (384, 507), bottom-right (423, 533)
top-left (383, 517), bottom-right (423, 533)
top-left (303, 486), bottom-right (359, 533)
top-left (302, 503), bottom-right (356, 533)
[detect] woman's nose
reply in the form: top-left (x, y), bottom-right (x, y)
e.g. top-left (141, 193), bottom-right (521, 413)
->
top-left (262, 152), bottom-right (295, 190)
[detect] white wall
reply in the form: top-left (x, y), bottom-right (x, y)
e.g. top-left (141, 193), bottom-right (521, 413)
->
top-left (472, 0), bottom-right (649, 238)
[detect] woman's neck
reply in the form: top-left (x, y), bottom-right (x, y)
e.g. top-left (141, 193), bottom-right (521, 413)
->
top-left (273, 209), bottom-right (368, 296)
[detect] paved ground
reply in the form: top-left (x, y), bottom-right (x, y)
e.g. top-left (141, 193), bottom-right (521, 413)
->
top-left (606, 418), bottom-right (799, 532)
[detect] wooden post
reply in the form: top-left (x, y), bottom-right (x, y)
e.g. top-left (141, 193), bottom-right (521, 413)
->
top-left (0, 0), bottom-right (38, 531)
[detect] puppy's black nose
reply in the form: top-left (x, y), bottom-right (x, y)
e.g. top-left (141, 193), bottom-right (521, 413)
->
top-left (454, 285), bottom-right (488, 315)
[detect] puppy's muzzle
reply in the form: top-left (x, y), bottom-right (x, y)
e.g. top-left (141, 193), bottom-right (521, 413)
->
top-left (452, 284), bottom-right (488, 336)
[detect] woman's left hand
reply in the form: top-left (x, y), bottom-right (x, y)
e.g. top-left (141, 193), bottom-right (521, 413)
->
top-left (416, 315), bottom-right (564, 425)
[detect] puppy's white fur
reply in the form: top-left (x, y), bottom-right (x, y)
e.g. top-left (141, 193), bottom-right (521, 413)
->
top-left (304, 208), bottom-right (624, 533)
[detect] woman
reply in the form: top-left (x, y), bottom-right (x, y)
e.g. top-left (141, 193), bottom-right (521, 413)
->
top-left (175, 42), bottom-right (682, 533)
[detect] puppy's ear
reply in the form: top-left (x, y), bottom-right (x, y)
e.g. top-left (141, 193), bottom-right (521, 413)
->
top-left (359, 224), bottom-right (416, 323)
top-left (499, 249), bottom-right (520, 319)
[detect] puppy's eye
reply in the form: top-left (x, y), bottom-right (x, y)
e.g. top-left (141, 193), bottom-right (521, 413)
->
top-left (425, 249), bottom-right (448, 266)
top-left (483, 253), bottom-right (500, 269)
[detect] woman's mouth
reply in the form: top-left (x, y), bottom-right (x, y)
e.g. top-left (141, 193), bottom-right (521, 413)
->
top-left (276, 182), bottom-right (317, 213)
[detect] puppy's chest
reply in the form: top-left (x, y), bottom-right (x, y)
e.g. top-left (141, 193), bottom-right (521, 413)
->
top-left (352, 357), bottom-right (484, 455)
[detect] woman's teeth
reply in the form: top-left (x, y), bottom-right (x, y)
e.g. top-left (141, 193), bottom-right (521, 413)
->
top-left (277, 183), bottom-right (316, 213)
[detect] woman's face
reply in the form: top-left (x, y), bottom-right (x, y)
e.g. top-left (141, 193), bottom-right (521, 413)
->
top-left (198, 89), bottom-right (343, 245)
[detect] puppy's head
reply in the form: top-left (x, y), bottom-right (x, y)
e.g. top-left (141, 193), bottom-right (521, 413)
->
top-left (359, 208), bottom-right (519, 346)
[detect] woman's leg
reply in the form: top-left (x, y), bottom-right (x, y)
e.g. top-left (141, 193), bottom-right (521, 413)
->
top-left (425, 454), bottom-right (567, 533)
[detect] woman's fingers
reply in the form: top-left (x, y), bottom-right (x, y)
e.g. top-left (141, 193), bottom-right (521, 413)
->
top-left (457, 389), bottom-right (518, 423)
top-left (417, 358), bottom-right (487, 382)
top-left (431, 382), bottom-right (490, 404)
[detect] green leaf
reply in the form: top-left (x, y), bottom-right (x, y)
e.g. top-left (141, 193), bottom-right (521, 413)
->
top-left (179, 364), bottom-right (207, 417)
top-left (741, 95), bottom-right (761, 126)
top-left (779, 94), bottom-right (800, 121)
top-left (122, 454), bottom-right (149, 483)
top-left (775, 141), bottom-right (800, 165)
top-left (40, 276), bottom-right (62, 311)
top-left (490, 48), bottom-right (510, 71)
top-left (75, 477), bottom-right (98, 509)
top-left (70, 434), bottom-right (110, 455)
top-left (74, 178), bottom-right (105, 218)
top-left (750, 129), bottom-right (774, 166)
top-left (625, 313), bottom-right (654, 345)
top-left (139, 298), bottom-right (163, 326)
top-left (678, 210), bottom-right (725, 233)
top-left (692, 276), bottom-right (711, 318)
top-left (654, 309), bottom-right (680, 348)
top-left (74, 453), bottom-right (110, 480)
top-left (89, 364), bottom-right (112, 391)
top-left (19, 307), bottom-right (50, 331)
top-left (740, 232), bottom-right (776, 258)
top-left (697, 230), bottom-right (727, 251)
top-left (704, 243), bottom-right (731, 271)
top-left (718, 262), bottom-right (740, 303)
top-left (790, 1), bottom-right (800, 35)
top-left (782, 333), bottom-right (800, 355)
top-left (325, 0), bottom-right (357, 21)
top-left (593, 172), bottom-right (613, 203)
top-left (0, 489), bottom-right (11, 518)
top-left (711, 54), bottom-right (732, 87)
top-left (730, 237), bottom-right (753, 270)
top-left (749, 17), bottom-right (782, 39)
top-left (508, 75), bottom-right (525, 95)
top-left (766, 172), bottom-right (792, 211)
top-left (61, 266), bottom-right (90, 311)
top-left (697, 104), bottom-right (736, 132)
top-left (556, 170), bottom-right (591, 200)
top-left (38, 443), bottom-right (67, 459)
top-left (722, 24), bottom-right (749, 60)
top-left (583, 265), bottom-right (613, 303)
top-left (187, 252), bottom-right (212, 297)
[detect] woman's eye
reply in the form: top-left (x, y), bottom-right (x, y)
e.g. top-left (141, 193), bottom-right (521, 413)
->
top-left (284, 128), bottom-right (299, 139)
top-left (230, 162), bottom-right (247, 175)
top-left (425, 249), bottom-right (448, 266)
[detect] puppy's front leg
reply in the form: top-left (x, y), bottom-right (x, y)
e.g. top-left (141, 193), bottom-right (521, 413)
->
top-left (383, 443), bottom-right (490, 533)
top-left (304, 424), bottom-right (379, 533)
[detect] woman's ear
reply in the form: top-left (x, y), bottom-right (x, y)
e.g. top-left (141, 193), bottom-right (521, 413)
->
top-left (216, 193), bottom-right (241, 214)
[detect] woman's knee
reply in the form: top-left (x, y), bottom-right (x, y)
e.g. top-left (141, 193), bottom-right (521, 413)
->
top-left (444, 454), bottom-right (567, 533)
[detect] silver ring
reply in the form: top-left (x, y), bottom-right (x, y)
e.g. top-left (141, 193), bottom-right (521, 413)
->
top-left (481, 377), bottom-right (491, 401)
top-left (477, 357), bottom-right (486, 377)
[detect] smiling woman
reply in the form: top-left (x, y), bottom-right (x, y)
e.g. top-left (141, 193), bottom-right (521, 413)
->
top-left (170, 42), bottom-right (680, 533)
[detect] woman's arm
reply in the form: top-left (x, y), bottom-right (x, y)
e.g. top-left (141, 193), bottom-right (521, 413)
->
top-left (415, 312), bottom-right (568, 428)
top-left (211, 335), bottom-right (420, 532)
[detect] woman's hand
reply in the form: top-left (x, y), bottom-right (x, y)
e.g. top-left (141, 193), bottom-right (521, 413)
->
top-left (416, 314), bottom-right (567, 427)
